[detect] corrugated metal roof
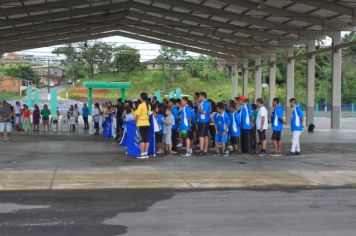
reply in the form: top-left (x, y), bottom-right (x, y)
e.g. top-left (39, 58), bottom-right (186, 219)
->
top-left (0, 0), bottom-right (354, 59)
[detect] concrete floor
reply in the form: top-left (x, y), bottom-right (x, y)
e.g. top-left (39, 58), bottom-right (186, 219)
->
top-left (0, 189), bottom-right (355, 236)
top-left (0, 128), bottom-right (355, 190)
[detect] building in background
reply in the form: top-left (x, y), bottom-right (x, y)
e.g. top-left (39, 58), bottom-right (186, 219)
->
top-left (1, 53), bottom-right (59, 65)
top-left (32, 65), bottom-right (66, 87)
top-left (3, 53), bottom-right (34, 62)
top-left (0, 75), bottom-right (32, 95)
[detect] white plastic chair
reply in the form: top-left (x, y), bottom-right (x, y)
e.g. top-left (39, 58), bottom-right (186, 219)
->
top-left (60, 116), bottom-right (69, 132)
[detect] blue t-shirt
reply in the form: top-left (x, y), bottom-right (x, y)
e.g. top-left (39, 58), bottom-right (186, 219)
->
top-left (171, 105), bottom-right (179, 130)
top-left (190, 109), bottom-right (196, 125)
top-left (291, 106), bottom-right (304, 131)
top-left (82, 107), bottom-right (89, 118)
top-left (240, 105), bottom-right (252, 130)
top-left (214, 111), bottom-right (230, 135)
top-left (229, 111), bottom-right (241, 137)
top-left (180, 105), bottom-right (192, 131)
top-left (156, 114), bottom-right (164, 134)
top-left (271, 106), bottom-right (284, 132)
top-left (198, 100), bottom-right (211, 124)
top-left (247, 103), bottom-right (252, 116)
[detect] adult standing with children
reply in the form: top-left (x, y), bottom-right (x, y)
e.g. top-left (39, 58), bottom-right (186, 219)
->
top-left (134, 92), bottom-right (151, 159)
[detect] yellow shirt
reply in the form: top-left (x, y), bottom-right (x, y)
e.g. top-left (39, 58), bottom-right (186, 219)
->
top-left (134, 102), bottom-right (150, 127)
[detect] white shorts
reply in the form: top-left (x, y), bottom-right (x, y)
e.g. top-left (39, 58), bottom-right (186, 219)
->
top-left (0, 123), bottom-right (12, 133)
top-left (163, 133), bottom-right (172, 145)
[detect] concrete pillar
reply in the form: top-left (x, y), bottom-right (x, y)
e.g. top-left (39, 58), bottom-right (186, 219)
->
top-left (88, 88), bottom-right (93, 116)
top-left (231, 63), bottom-right (238, 99)
top-left (242, 59), bottom-right (249, 97)
top-left (121, 88), bottom-right (126, 102)
top-left (254, 57), bottom-right (262, 102)
top-left (331, 32), bottom-right (342, 129)
top-left (306, 40), bottom-right (316, 126)
top-left (286, 48), bottom-right (295, 122)
top-left (269, 53), bottom-right (276, 107)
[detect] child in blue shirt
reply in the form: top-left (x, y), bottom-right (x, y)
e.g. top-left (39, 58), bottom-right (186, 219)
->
top-left (169, 99), bottom-right (179, 152)
top-left (288, 98), bottom-right (304, 156)
top-left (214, 102), bottom-right (230, 157)
top-left (188, 100), bottom-right (196, 152)
top-left (179, 97), bottom-right (192, 156)
top-left (240, 96), bottom-right (252, 154)
top-left (197, 92), bottom-right (211, 155)
top-left (271, 97), bottom-right (285, 156)
top-left (229, 102), bottom-right (241, 154)
top-left (163, 108), bottom-right (175, 154)
top-left (153, 105), bottom-right (164, 154)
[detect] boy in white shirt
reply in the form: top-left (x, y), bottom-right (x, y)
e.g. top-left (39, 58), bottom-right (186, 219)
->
top-left (256, 98), bottom-right (268, 156)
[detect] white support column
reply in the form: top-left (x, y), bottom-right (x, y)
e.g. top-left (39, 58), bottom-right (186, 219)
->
top-left (242, 59), bottom-right (249, 97)
top-left (269, 53), bottom-right (276, 107)
top-left (306, 40), bottom-right (316, 126)
top-left (254, 57), bottom-right (262, 102)
top-left (286, 48), bottom-right (295, 122)
top-left (331, 32), bottom-right (342, 129)
top-left (231, 63), bottom-right (238, 99)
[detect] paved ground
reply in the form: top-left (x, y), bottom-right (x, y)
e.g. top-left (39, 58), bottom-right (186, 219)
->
top-left (0, 128), bottom-right (356, 190)
top-left (0, 189), bottom-right (355, 236)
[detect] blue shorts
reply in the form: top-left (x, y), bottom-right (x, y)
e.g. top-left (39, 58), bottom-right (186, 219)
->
top-left (215, 134), bottom-right (228, 143)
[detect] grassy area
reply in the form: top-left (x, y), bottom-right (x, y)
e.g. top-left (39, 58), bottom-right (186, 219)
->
top-left (0, 92), bottom-right (23, 101)
top-left (61, 70), bottom-right (238, 101)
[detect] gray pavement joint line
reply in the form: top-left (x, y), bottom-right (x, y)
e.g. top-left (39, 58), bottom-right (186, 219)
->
top-left (49, 167), bottom-right (58, 190)
top-left (286, 170), bottom-right (321, 186)
top-left (174, 171), bottom-right (194, 189)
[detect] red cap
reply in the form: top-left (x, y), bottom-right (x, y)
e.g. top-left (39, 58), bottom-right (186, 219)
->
top-left (240, 95), bottom-right (247, 102)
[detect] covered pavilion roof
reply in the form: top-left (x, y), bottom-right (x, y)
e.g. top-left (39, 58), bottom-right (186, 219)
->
top-left (1, 0), bottom-right (355, 60)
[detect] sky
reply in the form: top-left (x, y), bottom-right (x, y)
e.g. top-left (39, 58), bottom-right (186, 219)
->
top-left (16, 34), bottom-right (337, 62)
top-left (18, 36), bottom-right (163, 62)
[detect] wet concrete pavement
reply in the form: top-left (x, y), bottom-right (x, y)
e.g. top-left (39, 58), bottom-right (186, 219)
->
top-left (0, 189), bottom-right (355, 236)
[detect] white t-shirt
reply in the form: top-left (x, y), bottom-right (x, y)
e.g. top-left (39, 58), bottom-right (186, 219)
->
top-left (256, 106), bottom-right (268, 130)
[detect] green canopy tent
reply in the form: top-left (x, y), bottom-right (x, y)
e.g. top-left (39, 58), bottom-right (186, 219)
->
top-left (83, 82), bottom-right (132, 115)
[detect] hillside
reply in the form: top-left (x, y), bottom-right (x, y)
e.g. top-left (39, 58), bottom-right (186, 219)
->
top-left (61, 70), bottom-right (242, 102)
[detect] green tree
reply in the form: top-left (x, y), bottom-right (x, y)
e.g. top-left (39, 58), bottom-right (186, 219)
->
top-left (66, 61), bottom-right (87, 81)
top-left (53, 41), bottom-right (113, 78)
top-left (4, 64), bottom-right (39, 83)
top-left (185, 55), bottom-right (220, 80)
top-left (113, 45), bottom-right (141, 73)
top-left (52, 44), bottom-right (78, 64)
top-left (156, 46), bottom-right (187, 70)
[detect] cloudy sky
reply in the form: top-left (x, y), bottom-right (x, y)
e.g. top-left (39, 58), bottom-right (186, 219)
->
top-left (17, 34), bottom-right (336, 62)
top-left (18, 36), bottom-right (162, 62)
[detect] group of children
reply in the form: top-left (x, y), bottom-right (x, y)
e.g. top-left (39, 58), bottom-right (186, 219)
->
top-left (118, 91), bottom-right (305, 158)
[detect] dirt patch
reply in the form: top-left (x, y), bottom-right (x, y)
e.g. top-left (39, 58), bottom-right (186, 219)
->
top-left (71, 86), bottom-right (109, 97)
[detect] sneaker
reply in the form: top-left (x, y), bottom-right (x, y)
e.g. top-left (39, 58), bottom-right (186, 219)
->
top-left (222, 153), bottom-right (229, 157)
top-left (137, 155), bottom-right (145, 160)
top-left (196, 151), bottom-right (204, 156)
top-left (181, 152), bottom-right (192, 157)
top-left (287, 152), bottom-right (297, 156)
top-left (214, 152), bottom-right (221, 157)
top-left (271, 153), bottom-right (282, 157)
top-left (258, 151), bottom-right (267, 157)
top-left (295, 151), bottom-right (301, 155)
